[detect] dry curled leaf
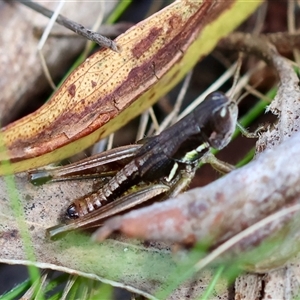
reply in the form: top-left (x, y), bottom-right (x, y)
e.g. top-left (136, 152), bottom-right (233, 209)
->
top-left (0, 0), bottom-right (263, 174)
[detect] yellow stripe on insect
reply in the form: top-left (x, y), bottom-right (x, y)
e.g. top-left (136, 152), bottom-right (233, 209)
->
top-left (181, 142), bottom-right (210, 163)
top-left (166, 162), bottom-right (179, 182)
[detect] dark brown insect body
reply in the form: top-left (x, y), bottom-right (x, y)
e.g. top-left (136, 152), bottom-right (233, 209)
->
top-left (67, 91), bottom-right (238, 219)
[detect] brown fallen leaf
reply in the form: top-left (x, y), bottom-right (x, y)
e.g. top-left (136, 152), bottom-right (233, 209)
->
top-left (0, 0), bottom-right (263, 174)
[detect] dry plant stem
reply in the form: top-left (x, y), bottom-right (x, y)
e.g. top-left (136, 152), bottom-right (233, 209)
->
top-left (287, 0), bottom-right (300, 65)
top-left (36, 0), bottom-right (65, 52)
top-left (228, 52), bottom-right (243, 99)
top-left (148, 107), bottom-right (160, 132)
top-left (16, 0), bottom-right (119, 52)
top-left (21, 269), bottom-right (49, 299)
top-left (141, 107), bottom-right (160, 138)
top-left (36, 0), bottom-right (65, 91)
top-left (244, 83), bottom-right (272, 103)
top-left (33, 23), bottom-right (133, 39)
top-left (136, 111), bottom-right (150, 141)
top-left (61, 275), bottom-right (77, 300)
top-left (228, 61), bottom-right (265, 101)
top-left (38, 50), bottom-right (57, 91)
top-left (158, 70), bottom-right (193, 132)
top-left (106, 133), bottom-right (114, 151)
top-left (219, 32), bottom-right (300, 149)
top-left (256, 40), bottom-right (300, 150)
top-left (226, 31), bottom-right (300, 57)
top-left (218, 32), bottom-right (277, 64)
top-left (252, 1), bottom-right (267, 35)
top-left (81, 2), bottom-right (105, 60)
top-left (253, 32), bottom-right (300, 55)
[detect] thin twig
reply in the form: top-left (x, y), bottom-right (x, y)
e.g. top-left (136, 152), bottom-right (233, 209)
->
top-left (228, 52), bottom-right (243, 100)
top-left (252, 1), bottom-right (268, 35)
top-left (37, 0), bottom-right (66, 90)
top-left (156, 71), bottom-right (193, 134)
top-left (21, 270), bottom-right (49, 299)
top-left (148, 106), bottom-right (160, 132)
top-left (136, 111), bottom-right (150, 141)
top-left (38, 50), bottom-right (56, 90)
top-left (244, 83), bottom-right (272, 103)
top-left (81, 1), bottom-right (105, 59)
top-left (106, 133), bottom-right (115, 151)
top-left (16, 0), bottom-right (119, 52)
top-left (61, 275), bottom-right (77, 300)
top-left (287, 0), bottom-right (300, 65)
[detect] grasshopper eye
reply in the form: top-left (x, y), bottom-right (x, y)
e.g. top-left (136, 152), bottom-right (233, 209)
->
top-left (67, 205), bottom-right (79, 219)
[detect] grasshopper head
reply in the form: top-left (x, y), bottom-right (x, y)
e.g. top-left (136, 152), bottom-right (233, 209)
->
top-left (206, 93), bottom-right (238, 150)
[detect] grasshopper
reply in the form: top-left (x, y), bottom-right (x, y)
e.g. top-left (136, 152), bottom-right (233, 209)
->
top-left (29, 91), bottom-right (238, 239)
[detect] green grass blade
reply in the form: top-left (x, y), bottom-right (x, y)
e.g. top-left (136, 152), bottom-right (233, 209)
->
top-left (0, 279), bottom-right (30, 300)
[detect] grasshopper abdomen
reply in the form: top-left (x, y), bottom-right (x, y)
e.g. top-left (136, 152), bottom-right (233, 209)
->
top-left (67, 160), bottom-right (140, 218)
